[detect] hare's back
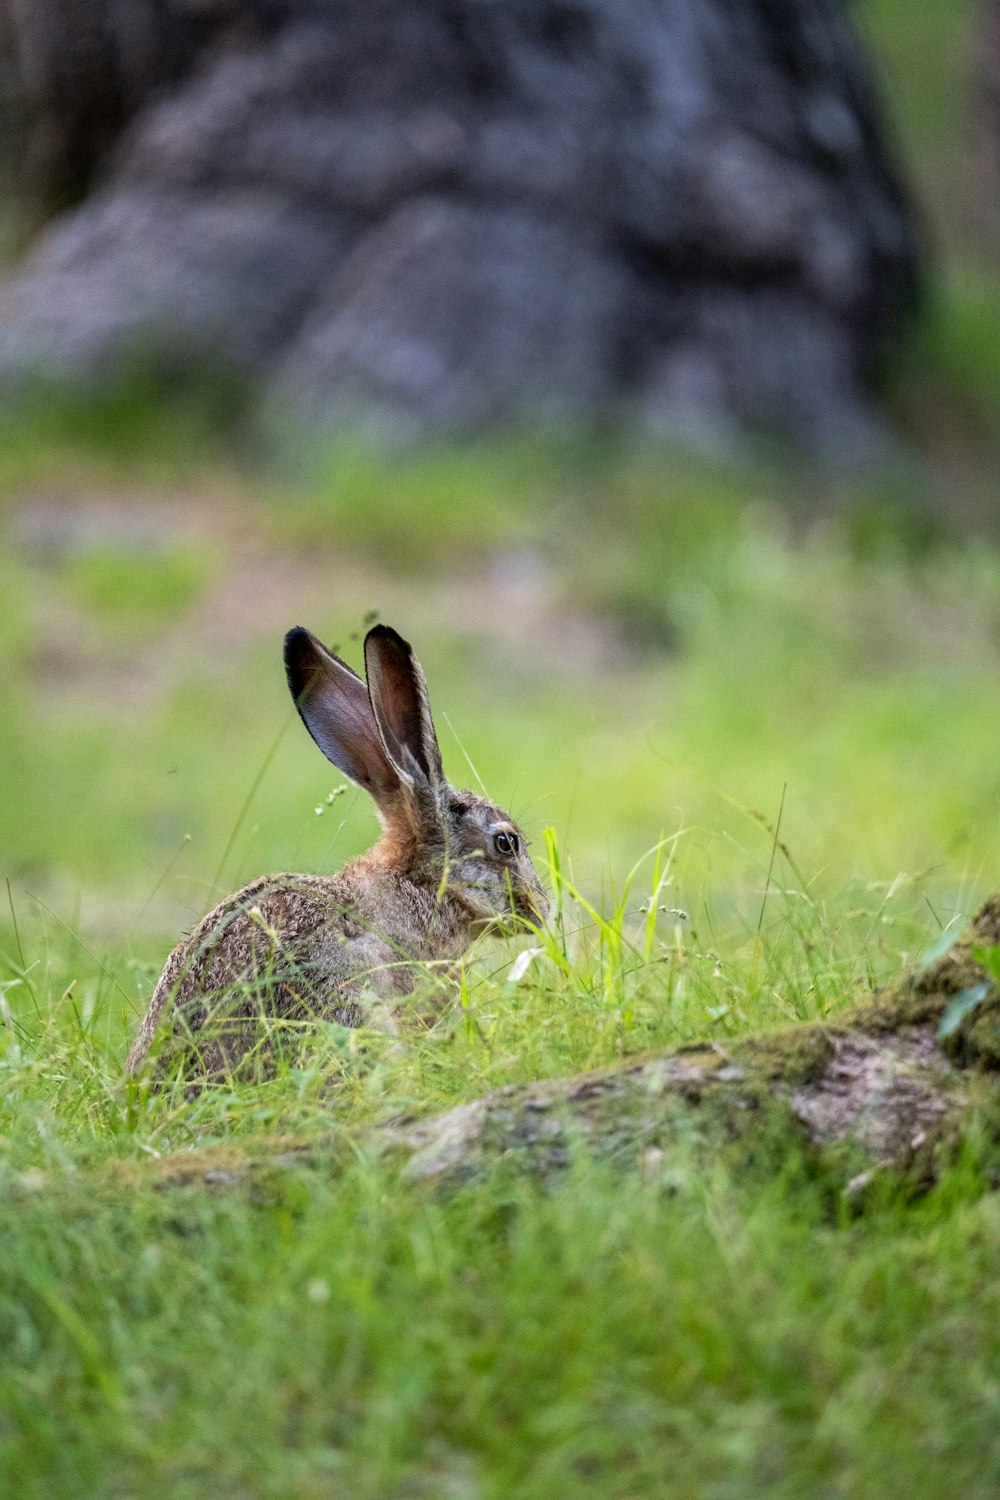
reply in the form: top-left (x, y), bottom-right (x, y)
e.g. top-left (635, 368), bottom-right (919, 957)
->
top-left (127, 871), bottom-right (367, 1074)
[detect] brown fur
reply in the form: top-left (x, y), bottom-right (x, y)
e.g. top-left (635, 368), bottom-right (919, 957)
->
top-left (126, 625), bottom-right (547, 1082)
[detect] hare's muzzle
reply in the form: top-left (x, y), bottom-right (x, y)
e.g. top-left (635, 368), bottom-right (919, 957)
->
top-left (517, 886), bottom-right (550, 927)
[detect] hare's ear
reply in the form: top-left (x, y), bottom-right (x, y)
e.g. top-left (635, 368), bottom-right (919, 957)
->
top-left (284, 627), bottom-right (401, 802)
top-left (363, 625), bottom-right (444, 789)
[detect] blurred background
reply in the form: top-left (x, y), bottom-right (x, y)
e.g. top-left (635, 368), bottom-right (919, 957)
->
top-left (0, 0), bottom-right (997, 984)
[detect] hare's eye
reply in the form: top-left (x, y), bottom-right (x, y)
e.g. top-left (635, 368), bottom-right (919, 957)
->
top-left (494, 831), bottom-right (519, 858)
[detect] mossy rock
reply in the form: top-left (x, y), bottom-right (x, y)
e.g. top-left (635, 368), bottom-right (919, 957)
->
top-left (115, 894), bottom-right (1000, 1203)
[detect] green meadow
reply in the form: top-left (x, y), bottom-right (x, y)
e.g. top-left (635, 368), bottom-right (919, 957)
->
top-left (3, 1), bottom-right (1000, 1494)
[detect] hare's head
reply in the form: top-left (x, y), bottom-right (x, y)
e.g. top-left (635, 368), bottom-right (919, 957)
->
top-left (284, 623), bottom-right (548, 933)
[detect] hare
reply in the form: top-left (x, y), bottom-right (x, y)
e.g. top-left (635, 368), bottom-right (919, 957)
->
top-left (126, 623), bottom-right (548, 1081)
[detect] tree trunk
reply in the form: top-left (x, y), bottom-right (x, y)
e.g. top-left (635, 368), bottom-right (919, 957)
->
top-left (0, 0), bottom-right (919, 461)
top-left (0, 1), bottom-right (272, 214)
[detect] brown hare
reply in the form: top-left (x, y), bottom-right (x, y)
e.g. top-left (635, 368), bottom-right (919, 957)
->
top-left (126, 623), bottom-right (548, 1081)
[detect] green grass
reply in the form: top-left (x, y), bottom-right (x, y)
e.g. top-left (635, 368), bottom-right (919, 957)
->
top-left (5, 451), bottom-right (1000, 893)
top-left (2, 887), bottom-right (1000, 1498)
top-left (3, 260), bottom-right (1000, 1500)
top-left (2, 2), bottom-right (1000, 1491)
top-left (2, 452), bottom-right (1000, 1490)
top-left (856, 0), bottom-right (979, 249)
top-left (64, 546), bottom-right (210, 630)
top-left (1, 852), bottom-right (999, 1498)
top-left (5, 1145), bottom-right (1000, 1500)
top-left (858, 0), bottom-right (1000, 510)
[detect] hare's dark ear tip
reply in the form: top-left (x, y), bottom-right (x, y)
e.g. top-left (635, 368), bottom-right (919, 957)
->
top-left (364, 623), bottom-right (417, 669)
top-left (364, 622), bottom-right (406, 649)
top-left (284, 625), bottom-right (317, 697)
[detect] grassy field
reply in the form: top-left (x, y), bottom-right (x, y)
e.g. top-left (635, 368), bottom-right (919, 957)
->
top-left (3, 440), bottom-right (1000, 1495)
top-left (3, 0), bottom-right (1000, 1494)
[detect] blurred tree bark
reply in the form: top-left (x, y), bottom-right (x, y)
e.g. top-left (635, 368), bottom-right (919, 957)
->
top-left (0, 0), bottom-right (269, 213)
top-left (0, 0), bottom-right (920, 462)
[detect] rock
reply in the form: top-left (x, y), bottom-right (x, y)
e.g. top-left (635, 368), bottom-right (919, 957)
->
top-left (123, 894), bottom-right (1000, 1203)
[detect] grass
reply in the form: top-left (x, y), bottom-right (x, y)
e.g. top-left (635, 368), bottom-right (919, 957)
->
top-left (7, 473), bottom-right (1000, 907)
top-left (856, 0), bottom-right (982, 252)
top-left (3, 886), bottom-right (1000, 1498)
top-left (2, 459), bottom-right (1000, 1490)
top-left (5, 1146), bottom-right (1000, 1500)
top-left (2, 416), bottom-right (998, 1498)
top-left (2, 0), bottom-right (1000, 1492)
top-left (4, 308), bottom-right (1000, 1500)
top-left (1, 851), bottom-right (999, 1499)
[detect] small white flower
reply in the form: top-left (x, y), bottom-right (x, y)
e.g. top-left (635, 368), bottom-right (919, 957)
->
top-left (507, 947), bottom-right (543, 985)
